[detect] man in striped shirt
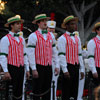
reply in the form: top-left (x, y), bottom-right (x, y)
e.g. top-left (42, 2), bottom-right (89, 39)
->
top-left (57, 15), bottom-right (85, 100)
top-left (27, 14), bottom-right (59, 100)
top-left (0, 15), bottom-right (30, 100)
top-left (87, 22), bottom-right (100, 89)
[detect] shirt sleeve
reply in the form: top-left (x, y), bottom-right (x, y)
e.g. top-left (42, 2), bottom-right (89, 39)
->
top-left (50, 33), bottom-right (59, 69)
top-left (52, 43), bottom-right (59, 68)
top-left (0, 36), bottom-right (9, 72)
top-left (87, 39), bottom-right (97, 74)
top-left (22, 37), bottom-right (29, 71)
top-left (27, 33), bottom-right (37, 70)
top-left (82, 50), bottom-right (88, 58)
top-left (57, 36), bottom-right (68, 73)
top-left (78, 37), bottom-right (85, 72)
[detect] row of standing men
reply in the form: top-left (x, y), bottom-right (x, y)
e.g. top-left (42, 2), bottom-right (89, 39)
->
top-left (0, 13), bottom-right (100, 100)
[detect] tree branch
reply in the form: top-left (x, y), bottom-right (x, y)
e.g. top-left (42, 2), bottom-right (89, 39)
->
top-left (85, 8), bottom-right (94, 31)
top-left (56, 27), bottom-right (66, 33)
top-left (80, 1), bottom-right (85, 13)
top-left (70, 0), bottom-right (80, 17)
top-left (84, 1), bottom-right (97, 13)
top-left (85, 17), bottom-right (100, 41)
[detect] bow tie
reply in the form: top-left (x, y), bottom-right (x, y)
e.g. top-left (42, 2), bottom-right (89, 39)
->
top-left (70, 33), bottom-right (75, 36)
top-left (42, 30), bottom-right (48, 34)
top-left (14, 34), bottom-right (19, 37)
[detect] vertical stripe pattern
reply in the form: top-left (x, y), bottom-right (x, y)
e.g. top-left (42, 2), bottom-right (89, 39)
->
top-left (63, 33), bottom-right (79, 65)
top-left (93, 37), bottom-right (100, 68)
top-left (7, 34), bottom-right (24, 67)
top-left (35, 31), bottom-right (53, 66)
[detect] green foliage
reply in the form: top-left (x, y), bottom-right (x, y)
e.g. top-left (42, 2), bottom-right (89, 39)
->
top-left (87, 32), bottom-right (97, 41)
top-left (1, 0), bottom-right (100, 36)
top-left (1, 5), bottom-right (15, 19)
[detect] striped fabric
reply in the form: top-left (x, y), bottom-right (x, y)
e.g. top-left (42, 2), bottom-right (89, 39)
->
top-left (63, 33), bottom-right (79, 65)
top-left (93, 37), bottom-right (100, 67)
top-left (35, 30), bottom-right (53, 66)
top-left (7, 34), bottom-right (24, 67)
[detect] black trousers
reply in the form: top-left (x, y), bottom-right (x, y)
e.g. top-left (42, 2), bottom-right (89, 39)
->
top-left (88, 67), bottom-right (100, 100)
top-left (6, 64), bottom-right (24, 100)
top-left (32, 64), bottom-right (52, 100)
top-left (61, 63), bottom-right (79, 100)
top-left (89, 67), bottom-right (100, 87)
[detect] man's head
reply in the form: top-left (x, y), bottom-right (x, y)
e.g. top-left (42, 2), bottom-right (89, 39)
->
top-left (65, 20), bottom-right (77, 33)
top-left (47, 21), bottom-right (56, 33)
top-left (5, 15), bottom-right (24, 33)
top-left (61, 15), bottom-right (78, 33)
top-left (37, 19), bottom-right (47, 30)
top-left (9, 21), bottom-right (21, 33)
top-left (92, 22), bottom-right (100, 36)
top-left (32, 14), bottom-right (50, 30)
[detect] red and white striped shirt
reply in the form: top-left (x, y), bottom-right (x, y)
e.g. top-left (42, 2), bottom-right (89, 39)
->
top-left (7, 34), bottom-right (24, 67)
top-left (93, 37), bottom-right (100, 67)
top-left (63, 33), bottom-right (79, 65)
top-left (35, 30), bottom-right (53, 66)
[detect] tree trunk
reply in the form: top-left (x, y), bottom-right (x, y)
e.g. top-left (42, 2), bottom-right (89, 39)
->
top-left (79, 16), bottom-right (85, 45)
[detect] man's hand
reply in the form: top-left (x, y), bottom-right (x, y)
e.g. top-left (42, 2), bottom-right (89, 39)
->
top-left (80, 72), bottom-right (85, 80)
top-left (26, 71), bottom-right (30, 80)
top-left (64, 72), bottom-right (70, 79)
top-left (32, 70), bottom-right (39, 78)
top-left (3, 72), bottom-right (11, 80)
top-left (54, 68), bottom-right (60, 76)
top-left (93, 72), bottom-right (98, 79)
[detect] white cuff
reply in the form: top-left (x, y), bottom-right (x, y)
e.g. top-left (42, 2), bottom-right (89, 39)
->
top-left (0, 56), bottom-right (8, 72)
top-left (2, 67), bottom-right (8, 72)
top-left (62, 67), bottom-right (68, 73)
top-left (55, 62), bottom-right (60, 68)
top-left (91, 67), bottom-right (97, 74)
top-left (24, 65), bottom-right (29, 71)
top-left (30, 64), bottom-right (36, 70)
top-left (80, 68), bottom-right (85, 73)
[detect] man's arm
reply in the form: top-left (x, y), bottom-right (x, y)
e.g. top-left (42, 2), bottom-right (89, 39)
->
top-left (27, 33), bottom-right (38, 78)
top-left (78, 37), bottom-right (85, 80)
top-left (0, 36), bottom-right (11, 80)
top-left (87, 40), bottom-right (98, 78)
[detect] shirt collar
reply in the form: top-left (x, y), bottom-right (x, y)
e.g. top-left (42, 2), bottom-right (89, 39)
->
top-left (66, 31), bottom-right (71, 35)
top-left (38, 28), bottom-right (48, 34)
top-left (9, 31), bottom-right (15, 36)
top-left (9, 31), bottom-right (19, 37)
top-left (66, 31), bottom-right (75, 35)
top-left (38, 28), bottom-right (42, 34)
top-left (96, 35), bottom-right (100, 40)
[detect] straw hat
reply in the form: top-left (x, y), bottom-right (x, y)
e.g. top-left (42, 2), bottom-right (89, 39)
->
top-left (4, 15), bottom-right (24, 27)
top-left (32, 14), bottom-right (50, 24)
top-left (47, 21), bottom-right (56, 28)
top-left (61, 15), bottom-right (78, 28)
top-left (92, 22), bottom-right (100, 32)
